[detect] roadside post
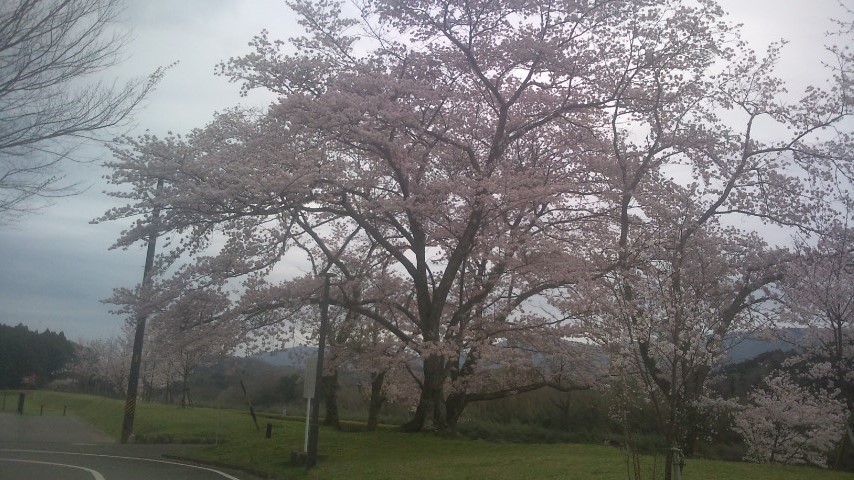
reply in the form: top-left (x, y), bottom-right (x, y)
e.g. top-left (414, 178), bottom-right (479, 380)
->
top-left (303, 355), bottom-right (317, 453)
top-left (671, 447), bottom-right (685, 480)
top-left (289, 355), bottom-right (317, 465)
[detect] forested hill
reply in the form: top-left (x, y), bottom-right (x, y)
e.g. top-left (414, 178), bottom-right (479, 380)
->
top-left (0, 323), bottom-right (75, 388)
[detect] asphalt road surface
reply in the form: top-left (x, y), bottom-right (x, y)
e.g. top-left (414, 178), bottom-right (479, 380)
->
top-left (0, 413), bottom-right (263, 480)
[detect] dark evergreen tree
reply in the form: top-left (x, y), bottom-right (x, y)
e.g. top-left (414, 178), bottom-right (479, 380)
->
top-left (0, 323), bottom-right (75, 388)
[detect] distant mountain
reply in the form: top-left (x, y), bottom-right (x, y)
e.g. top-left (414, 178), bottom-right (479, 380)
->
top-left (247, 330), bottom-right (800, 370)
top-left (724, 329), bottom-right (802, 364)
top-left (253, 346), bottom-right (317, 368)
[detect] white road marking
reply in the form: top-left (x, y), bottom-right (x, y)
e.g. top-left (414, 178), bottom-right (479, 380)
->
top-left (0, 449), bottom-right (242, 480)
top-left (0, 457), bottom-right (106, 480)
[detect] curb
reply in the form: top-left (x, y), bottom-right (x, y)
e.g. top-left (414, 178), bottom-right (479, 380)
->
top-left (161, 453), bottom-right (277, 479)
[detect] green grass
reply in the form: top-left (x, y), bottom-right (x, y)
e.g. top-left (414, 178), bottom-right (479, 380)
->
top-left (3, 390), bottom-right (122, 435)
top-left (6, 390), bottom-right (854, 480)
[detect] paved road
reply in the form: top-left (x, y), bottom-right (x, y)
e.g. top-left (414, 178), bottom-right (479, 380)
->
top-left (0, 413), bottom-right (263, 480)
top-left (0, 413), bottom-right (113, 444)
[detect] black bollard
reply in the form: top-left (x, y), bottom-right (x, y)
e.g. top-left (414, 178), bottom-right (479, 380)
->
top-left (266, 422), bottom-right (273, 439)
top-left (17, 393), bottom-right (25, 415)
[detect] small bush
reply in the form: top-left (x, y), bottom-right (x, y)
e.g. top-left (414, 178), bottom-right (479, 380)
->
top-left (456, 419), bottom-right (607, 444)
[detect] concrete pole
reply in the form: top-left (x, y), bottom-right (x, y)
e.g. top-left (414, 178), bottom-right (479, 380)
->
top-left (306, 272), bottom-right (333, 469)
top-left (121, 178), bottom-right (163, 444)
top-left (304, 398), bottom-right (311, 452)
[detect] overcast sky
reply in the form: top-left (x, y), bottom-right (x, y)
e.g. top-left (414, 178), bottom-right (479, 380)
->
top-left (0, 0), bottom-right (849, 341)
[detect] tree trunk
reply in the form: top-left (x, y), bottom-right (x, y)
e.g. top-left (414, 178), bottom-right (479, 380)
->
top-left (664, 448), bottom-right (674, 480)
top-left (402, 389), bottom-right (430, 432)
top-left (322, 370), bottom-right (341, 429)
top-left (366, 371), bottom-right (386, 431)
top-left (681, 406), bottom-right (700, 457)
top-left (181, 373), bottom-right (191, 408)
top-left (445, 392), bottom-right (467, 429)
top-left (681, 366), bottom-right (711, 457)
top-left (402, 355), bottom-right (448, 432)
top-left (141, 380), bottom-right (150, 403)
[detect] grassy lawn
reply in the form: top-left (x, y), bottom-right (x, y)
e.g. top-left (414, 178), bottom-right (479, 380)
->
top-left (5, 390), bottom-right (853, 480)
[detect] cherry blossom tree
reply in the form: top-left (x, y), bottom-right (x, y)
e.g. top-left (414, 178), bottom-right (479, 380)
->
top-left (734, 374), bottom-right (847, 467)
top-left (99, 4), bottom-right (854, 463)
top-left (775, 222), bottom-right (854, 454)
top-left (102, 228), bottom-right (240, 408)
top-left (565, 1), bottom-right (853, 477)
top-left (71, 333), bottom-right (132, 397)
top-left (101, 0), bottom-right (659, 432)
top-left (143, 290), bottom-right (236, 407)
top-left (347, 337), bottom-right (417, 431)
top-left (585, 220), bottom-right (788, 475)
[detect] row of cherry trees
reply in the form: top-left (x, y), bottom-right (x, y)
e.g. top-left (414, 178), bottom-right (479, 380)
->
top-left (71, 315), bottom-right (231, 405)
top-left (99, 0), bottom-right (853, 476)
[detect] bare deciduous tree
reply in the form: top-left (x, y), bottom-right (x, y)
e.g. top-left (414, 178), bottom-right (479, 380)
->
top-left (0, 0), bottom-right (163, 221)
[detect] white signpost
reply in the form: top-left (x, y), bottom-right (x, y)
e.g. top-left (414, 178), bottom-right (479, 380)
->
top-left (303, 356), bottom-right (317, 452)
